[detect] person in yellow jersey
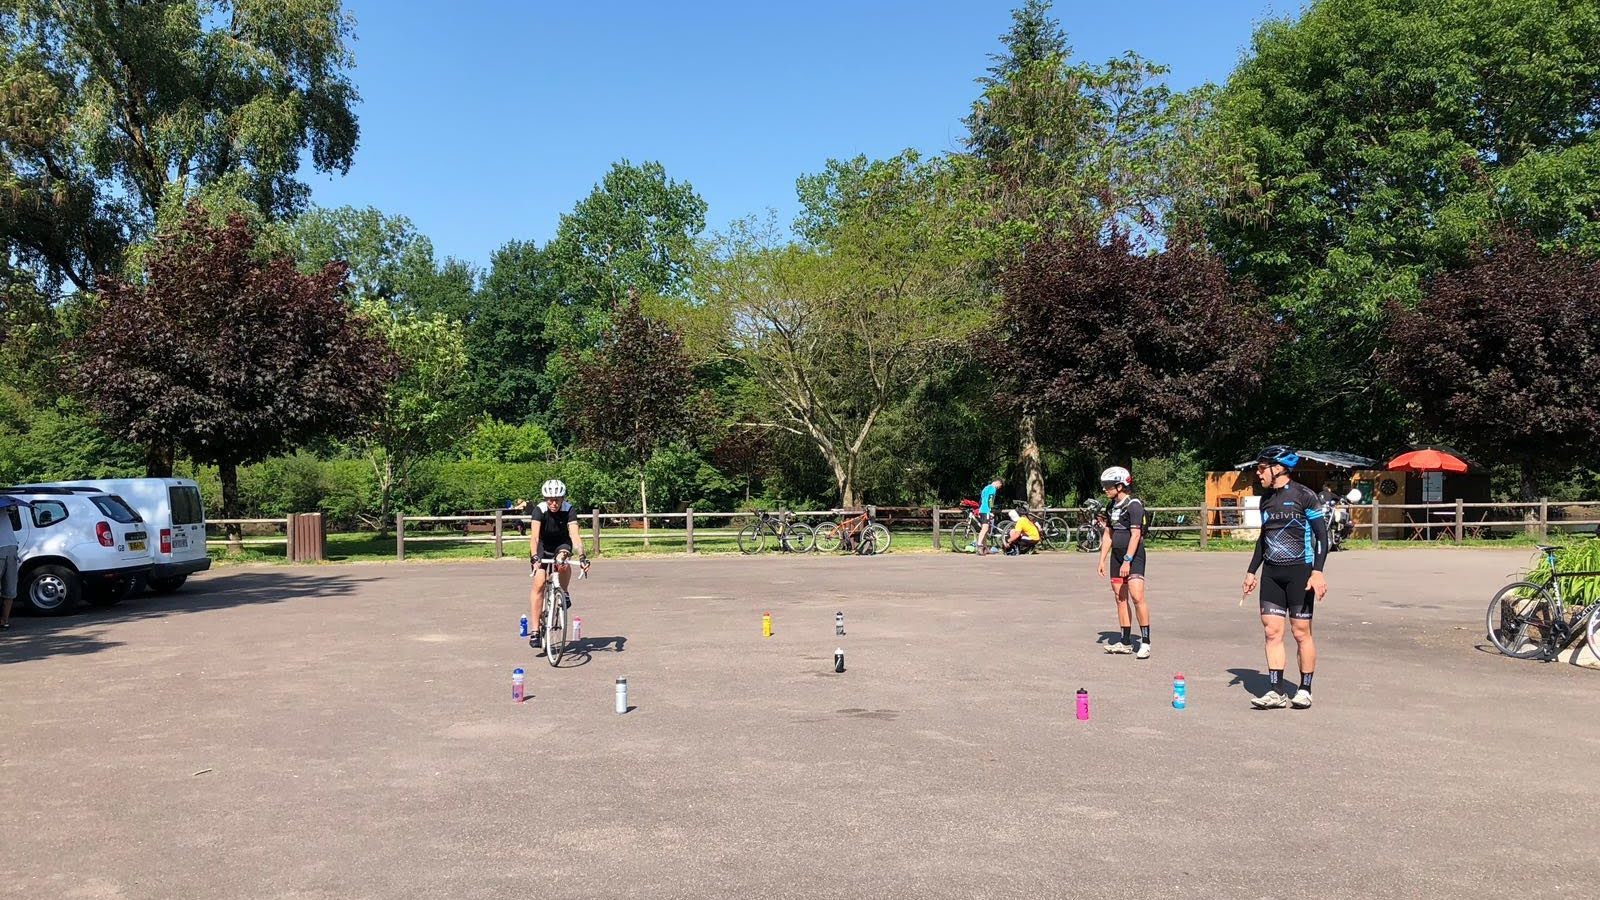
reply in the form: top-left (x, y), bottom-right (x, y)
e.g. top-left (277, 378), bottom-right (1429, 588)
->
top-left (1001, 508), bottom-right (1041, 555)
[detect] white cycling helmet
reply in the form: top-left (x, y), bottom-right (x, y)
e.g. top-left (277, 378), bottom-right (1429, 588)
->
top-left (1099, 466), bottom-right (1132, 488)
top-left (540, 479), bottom-right (567, 499)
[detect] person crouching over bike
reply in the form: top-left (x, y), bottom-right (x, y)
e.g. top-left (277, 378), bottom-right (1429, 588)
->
top-left (1097, 466), bottom-right (1151, 658)
top-left (528, 479), bottom-right (588, 650)
top-left (1002, 508), bottom-right (1040, 555)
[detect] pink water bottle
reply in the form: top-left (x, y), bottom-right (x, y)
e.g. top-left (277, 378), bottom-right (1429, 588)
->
top-left (1076, 688), bottom-right (1089, 720)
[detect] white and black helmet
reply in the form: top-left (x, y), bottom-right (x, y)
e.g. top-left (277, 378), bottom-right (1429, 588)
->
top-left (1099, 466), bottom-right (1132, 488)
top-left (540, 479), bottom-right (567, 499)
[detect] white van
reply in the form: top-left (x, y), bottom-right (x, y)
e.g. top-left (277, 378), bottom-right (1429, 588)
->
top-left (53, 478), bottom-right (211, 593)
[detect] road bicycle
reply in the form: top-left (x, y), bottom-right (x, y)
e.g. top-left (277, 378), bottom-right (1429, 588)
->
top-left (1077, 499), bottom-right (1106, 552)
top-left (1486, 544), bottom-right (1600, 661)
top-left (533, 551), bottom-right (589, 666)
top-left (737, 509), bottom-right (813, 554)
top-left (815, 509), bottom-right (891, 555)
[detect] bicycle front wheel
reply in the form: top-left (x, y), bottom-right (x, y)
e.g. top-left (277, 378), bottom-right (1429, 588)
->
top-left (738, 522), bottom-right (770, 555)
top-left (865, 522), bottom-right (892, 554)
top-left (545, 580), bottom-right (567, 666)
top-left (1586, 604), bottom-right (1600, 666)
top-left (814, 522), bottom-right (843, 553)
top-left (1042, 517), bottom-right (1072, 551)
top-left (1486, 581), bottom-right (1554, 660)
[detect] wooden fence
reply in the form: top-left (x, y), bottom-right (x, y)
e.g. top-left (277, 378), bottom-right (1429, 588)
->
top-left (203, 500), bottom-right (1600, 561)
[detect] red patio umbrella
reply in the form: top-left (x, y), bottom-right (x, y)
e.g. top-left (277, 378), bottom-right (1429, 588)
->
top-left (1386, 448), bottom-right (1470, 473)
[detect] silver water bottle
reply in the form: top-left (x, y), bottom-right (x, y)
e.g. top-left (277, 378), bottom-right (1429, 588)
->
top-left (615, 677), bottom-right (628, 714)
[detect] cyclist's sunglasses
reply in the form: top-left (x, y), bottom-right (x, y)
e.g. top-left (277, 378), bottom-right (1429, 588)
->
top-left (1099, 481), bottom-right (1121, 489)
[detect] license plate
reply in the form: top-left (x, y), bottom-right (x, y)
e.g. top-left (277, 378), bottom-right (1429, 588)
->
top-left (129, 540), bottom-right (146, 551)
top-left (172, 533), bottom-right (189, 549)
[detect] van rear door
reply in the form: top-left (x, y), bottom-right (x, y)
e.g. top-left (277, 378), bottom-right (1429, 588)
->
top-left (167, 484), bottom-right (207, 563)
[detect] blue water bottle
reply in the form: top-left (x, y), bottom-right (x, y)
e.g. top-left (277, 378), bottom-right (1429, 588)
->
top-left (519, 614), bottom-right (528, 638)
top-left (1173, 673), bottom-right (1187, 710)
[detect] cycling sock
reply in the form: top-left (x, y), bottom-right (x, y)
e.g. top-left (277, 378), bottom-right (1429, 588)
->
top-left (1140, 626), bottom-right (1150, 644)
top-left (1299, 672), bottom-right (1314, 691)
top-left (1121, 626), bottom-right (1132, 644)
top-left (1269, 669), bottom-right (1284, 690)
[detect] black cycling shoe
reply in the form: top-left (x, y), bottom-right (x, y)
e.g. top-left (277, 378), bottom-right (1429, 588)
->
top-left (529, 631), bottom-right (542, 649)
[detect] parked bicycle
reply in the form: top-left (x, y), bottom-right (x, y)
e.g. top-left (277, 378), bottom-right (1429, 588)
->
top-left (1010, 501), bottom-right (1074, 551)
top-left (1486, 544), bottom-right (1600, 660)
top-left (815, 509), bottom-right (890, 555)
top-left (947, 499), bottom-right (1004, 554)
top-left (737, 509), bottom-right (814, 554)
top-left (1077, 499), bottom-right (1106, 552)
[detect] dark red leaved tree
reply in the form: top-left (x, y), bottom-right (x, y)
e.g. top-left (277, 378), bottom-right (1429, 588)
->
top-left (72, 207), bottom-right (397, 536)
top-left (991, 230), bottom-right (1272, 480)
top-left (1381, 232), bottom-right (1600, 499)
top-left (559, 297), bottom-right (706, 544)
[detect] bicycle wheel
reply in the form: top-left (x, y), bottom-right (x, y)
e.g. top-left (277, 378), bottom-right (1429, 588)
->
top-left (1486, 581), bottom-right (1554, 660)
top-left (738, 521), bottom-right (771, 555)
top-left (865, 522), bottom-right (891, 554)
top-left (814, 522), bottom-right (843, 553)
top-left (1042, 517), bottom-right (1072, 551)
top-left (1079, 525), bottom-right (1102, 553)
top-left (1586, 605), bottom-right (1600, 665)
top-left (948, 520), bottom-right (976, 552)
top-left (544, 578), bottom-right (567, 666)
top-left (781, 522), bottom-right (814, 552)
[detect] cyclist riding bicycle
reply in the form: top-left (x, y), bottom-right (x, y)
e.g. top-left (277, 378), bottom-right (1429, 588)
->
top-left (528, 479), bottom-right (588, 650)
top-left (1002, 508), bottom-right (1041, 555)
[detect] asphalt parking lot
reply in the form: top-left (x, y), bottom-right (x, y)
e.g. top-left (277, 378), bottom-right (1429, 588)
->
top-left (2, 548), bottom-right (1596, 899)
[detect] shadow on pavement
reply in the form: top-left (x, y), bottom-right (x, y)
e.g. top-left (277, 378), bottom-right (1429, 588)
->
top-left (0, 570), bottom-right (375, 664)
top-left (1226, 667), bottom-right (1273, 695)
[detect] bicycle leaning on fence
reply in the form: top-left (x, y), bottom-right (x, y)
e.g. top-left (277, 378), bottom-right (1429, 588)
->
top-left (947, 499), bottom-right (1004, 554)
top-left (737, 509), bottom-right (814, 554)
top-left (1076, 499), bottom-right (1106, 552)
top-left (815, 509), bottom-right (891, 555)
top-left (1486, 544), bottom-right (1600, 661)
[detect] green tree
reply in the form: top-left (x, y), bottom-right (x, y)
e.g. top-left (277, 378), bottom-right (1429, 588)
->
top-left (1210, 0), bottom-right (1600, 454)
top-left (466, 240), bottom-right (561, 423)
top-left (544, 160), bottom-right (708, 351)
top-left (352, 296), bottom-right (475, 531)
top-left (289, 206), bottom-right (478, 320)
top-left (0, 0), bottom-right (360, 293)
top-left (706, 155), bottom-right (985, 506)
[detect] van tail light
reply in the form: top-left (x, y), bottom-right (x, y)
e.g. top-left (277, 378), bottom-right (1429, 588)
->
top-left (96, 521), bottom-right (114, 547)
top-left (161, 528), bottom-right (172, 554)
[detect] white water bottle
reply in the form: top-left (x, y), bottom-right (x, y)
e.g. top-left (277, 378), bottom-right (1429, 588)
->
top-left (615, 677), bottom-right (628, 714)
top-left (573, 617), bottom-right (582, 641)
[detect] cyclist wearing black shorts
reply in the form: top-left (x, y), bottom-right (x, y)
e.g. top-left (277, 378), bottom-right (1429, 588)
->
top-left (1096, 466), bottom-right (1151, 658)
top-left (528, 479), bottom-right (587, 650)
top-left (1242, 445), bottom-right (1328, 709)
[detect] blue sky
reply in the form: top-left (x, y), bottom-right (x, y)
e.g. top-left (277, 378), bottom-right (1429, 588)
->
top-left (304, 0), bottom-right (1299, 271)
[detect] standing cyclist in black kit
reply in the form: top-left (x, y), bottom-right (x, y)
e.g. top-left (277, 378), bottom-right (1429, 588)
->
top-left (1242, 446), bottom-right (1328, 709)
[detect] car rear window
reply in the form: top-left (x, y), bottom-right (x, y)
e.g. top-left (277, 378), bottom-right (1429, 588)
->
top-left (169, 486), bottom-right (204, 525)
top-left (92, 495), bottom-right (143, 524)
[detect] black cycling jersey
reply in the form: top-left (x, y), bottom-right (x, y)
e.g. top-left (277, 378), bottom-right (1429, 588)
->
top-left (530, 500), bottom-right (575, 555)
top-left (1248, 481), bottom-right (1328, 573)
top-left (1106, 496), bottom-right (1146, 550)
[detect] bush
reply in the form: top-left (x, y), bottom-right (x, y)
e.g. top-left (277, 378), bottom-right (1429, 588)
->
top-left (462, 419), bottom-right (556, 463)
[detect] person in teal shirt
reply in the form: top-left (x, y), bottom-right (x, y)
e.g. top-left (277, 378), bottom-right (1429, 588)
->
top-left (975, 477), bottom-right (1003, 556)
